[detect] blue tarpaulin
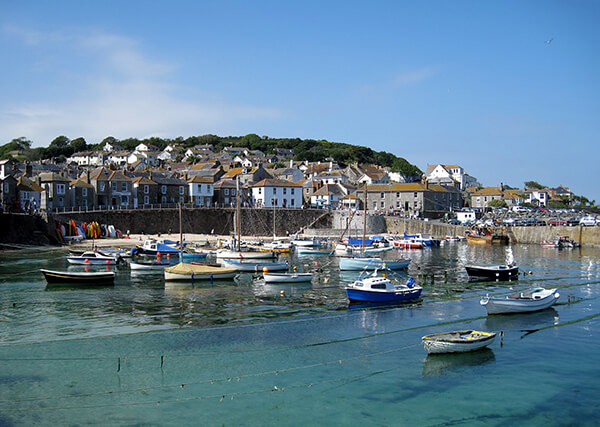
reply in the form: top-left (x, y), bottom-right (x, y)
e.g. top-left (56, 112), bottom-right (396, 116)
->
top-left (348, 238), bottom-right (374, 246)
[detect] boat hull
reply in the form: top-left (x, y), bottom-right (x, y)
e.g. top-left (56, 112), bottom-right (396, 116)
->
top-left (66, 257), bottom-right (117, 265)
top-left (339, 257), bottom-right (410, 271)
top-left (41, 269), bottom-right (115, 285)
top-left (345, 287), bottom-right (422, 302)
top-left (129, 261), bottom-right (172, 270)
top-left (465, 265), bottom-right (519, 280)
top-left (216, 250), bottom-right (277, 259)
top-left (263, 273), bottom-right (313, 283)
top-left (422, 331), bottom-right (497, 354)
top-left (219, 259), bottom-right (288, 272)
top-left (481, 290), bottom-right (559, 314)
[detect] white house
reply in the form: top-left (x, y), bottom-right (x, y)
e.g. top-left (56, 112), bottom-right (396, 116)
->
top-left (107, 151), bottom-right (130, 167)
top-left (68, 151), bottom-right (106, 166)
top-left (426, 164), bottom-right (479, 191)
top-left (314, 170), bottom-right (349, 185)
top-left (134, 143), bottom-right (158, 153)
top-left (251, 178), bottom-right (302, 208)
top-left (310, 184), bottom-right (345, 208)
top-left (525, 189), bottom-right (548, 207)
top-left (188, 176), bottom-right (213, 207)
top-left (128, 151), bottom-right (157, 166)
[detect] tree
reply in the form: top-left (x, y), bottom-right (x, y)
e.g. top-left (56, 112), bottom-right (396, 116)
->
top-left (70, 137), bottom-right (87, 152)
top-left (488, 199), bottom-right (508, 208)
top-left (50, 135), bottom-right (70, 148)
top-left (524, 181), bottom-right (544, 190)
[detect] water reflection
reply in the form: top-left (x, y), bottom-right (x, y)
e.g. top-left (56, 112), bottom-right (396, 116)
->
top-left (484, 307), bottom-right (559, 332)
top-left (422, 348), bottom-right (496, 377)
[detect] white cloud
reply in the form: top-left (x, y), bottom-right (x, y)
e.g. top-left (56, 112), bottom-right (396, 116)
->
top-left (0, 28), bottom-right (282, 145)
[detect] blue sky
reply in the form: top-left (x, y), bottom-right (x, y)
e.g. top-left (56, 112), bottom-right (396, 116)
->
top-left (1, 1), bottom-right (599, 201)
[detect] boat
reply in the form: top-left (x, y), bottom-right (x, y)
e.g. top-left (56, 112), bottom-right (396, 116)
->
top-left (180, 252), bottom-right (208, 260)
top-left (219, 259), bottom-right (288, 272)
top-left (129, 260), bottom-right (172, 270)
top-left (41, 269), bottom-right (115, 285)
top-left (363, 246), bottom-right (394, 255)
top-left (465, 231), bottom-right (509, 244)
top-left (393, 238), bottom-right (426, 249)
top-left (403, 233), bottom-right (440, 247)
top-left (297, 247), bottom-right (332, 255)
top-left (138, 238), bottom-right (182, 255)
top-left (66, 251), bottom-right (120, 265)
top-left (291, 237), bottom-right (321, 247)
top-left (339, 256), bottom-right (410, 271)
top-left (421, 330), bottom-right (497, 354)
top-left (540, 236), bottom-right (580, 249)
top-left (164, 262), bottom-right (238, 281)
top-left (216, 249), bottom-right (277, 259)
top-left (480, 287), bottom-right (560, 315)
top-left (264, 240), bottom-right (293, 253)
top-left (465, 263), bottom-right (519, 280)
top-left (263, 272), bottom-right (314, 283)
top-left (345, 272), bottom-right (422, 302)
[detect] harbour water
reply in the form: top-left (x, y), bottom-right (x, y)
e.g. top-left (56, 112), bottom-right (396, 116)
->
top-left (1, 243), bottom-right (599, 425)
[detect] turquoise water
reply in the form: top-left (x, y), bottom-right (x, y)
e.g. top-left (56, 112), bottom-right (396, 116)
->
top-left (0, 243), bottom-right (599, 425)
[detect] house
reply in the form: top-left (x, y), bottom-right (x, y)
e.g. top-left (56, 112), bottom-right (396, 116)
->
top-left (88, 167), bottom-right (113, 208)
top-left (107, 170), bottom-right (133, 208)
top-left (107, 150), bottom-right (130, 167)
top-left (157, 144), bottom-right (178, 162)
top-left (134, 143), bottom-right (158, 153)
top-left (17, 176), bottom-right (43, 212)
top-left (188, 175), bottom-right (214, 207)
top-left (363, 182), bottom-right (463, 216)
top-left (1, 174), bottom-right (18, 212)
top-left (131, 176), bottom-right (158, 208)
top-left (547, 185), bottom-right (573, 202)
top-left (339, 194), bottom-right (362, 210)
top-left (151, 172), bottom-right (187, 205)
top-left (222, 165), bottom-right (273, 185)
top-left (525, 189), bottom-right (549, 207)
top-left (271, 167), bottom-right (304, 183)
top-left (103, 141), bottom-right (124, 152)
top-left (69, 176), bottom-right (95, 209)
top-left (310, 184), bottom-right (345, 208)
top-left (425, 164), bottom-right (479, 191)
top-left (470, 187), bottom-right (523, 209)
top-left (128, 150), bottom-right (157, 166)
top-left (213, 179), bottom-right (249, 207)
top-left (67, 151), bottom-right (106, 166)
top-left (39, 172), bottom-right (72, 211)
top-left (356, 165), bottom-right (389, 185)
top-left (314, 170), bottom-right (349, 185)
top-left (251, 178), bottom-right (302, 208)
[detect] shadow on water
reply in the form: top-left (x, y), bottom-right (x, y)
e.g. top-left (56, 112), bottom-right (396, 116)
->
top-left (484, 307), bottom-right (559, 332)
top-left (422, 348), bottom-right (496, 377)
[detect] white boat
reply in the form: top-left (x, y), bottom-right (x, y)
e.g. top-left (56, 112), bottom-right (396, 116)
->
top-left (129, 260), bottom-right (172, 270)
top-left (138, 238), bottom-right (181, 255)
top-left (216, 249), bottom-right (277, 259)
top-left (66, 251), bottom-right (120, 265)
top-left (164, 262), bottom-right (238, 281)
top-left (265, 240), bottom-right (293, 252)
top-left (291, 237), bottom-right (320, 247)
top-left (219, 259), bottom-right (289, 272)
top-left (297, 247), bottom-right (332, 255)
top-left (339, 256), bottom-right (410, 271)
top-left (480, 287), bottom-right (560, 315)
top-left (422, 330), bottom-right (497, 354)
top-left (263, 272), bottom-right (314, 283)
top-left (345, 272), bottom-right (422, 302)
top-left (363, 246), bottom-right (394, 255)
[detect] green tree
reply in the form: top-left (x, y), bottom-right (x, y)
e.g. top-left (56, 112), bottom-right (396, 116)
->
top-left (524, 181), bottom-right (544, 190)
top-left (50, 135), bottom-right (70, 148)
top-left (488, 199), bottom-right (508, 208)
top-left (70, 137), bottom-right (87, 152)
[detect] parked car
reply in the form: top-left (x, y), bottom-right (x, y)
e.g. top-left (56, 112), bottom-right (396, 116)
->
top-left (580, 216), bottom-right (599, 226)
top-left (548, 219), bottom-right (567, 226)
top-left (567, 217), bottom-right (582, 226)
top-left (503, 218), bottom-right (516, 226)
top-left (447, 218), bottom-right (461, 225)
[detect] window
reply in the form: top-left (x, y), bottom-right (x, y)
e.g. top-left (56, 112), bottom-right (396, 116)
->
top-left (381, 192), bottom-right (384, 198)
top-left (58, 197), bottom-right (64, 207)
top-left (231, 188), bottom-right (236, 196)
top-left (82, 199), bottom-right (87, 207)
top-left (99, 182), bottom-right (105, 191)
top-left (380, 201), bottom-right (385, 208)
top-left (273, 188), bottom-right (277, 194)
top-left (179, 196), bottom-right (184, 203)
top-left (258, 188), bottom-right (262, 194)
top-left (57, 184), bottom-right (65, 195)
top-left (224, 197), bottom-right (229, 204)
top-left (161, 196), bottom-right (167, 204)
top-left (179, 186), bottom-right (184, 195)
top-left (161, 185), bottom-right (167, 194)
top-left (121, 195), bottom-right (128, 205)
top-left (112, 183), bottom-right (117, 192)
top-left (414, 201), bottom-right (418, 208)
top-left (144, 195), bottom-right (150, 204)
top-left (198, 184), bottom-right (202, 193)
top-left (283, 188), bottom-right (287, 195)
top-left (291, 188), bottom-right (294, 195)
top-left (3, 182), bottom-right (8, 192)
top-left (225, 188), bottom-right (229, 195)
top-left (82, 188), bottom-right (87, 197)
top-left (396, 192), bottom-right (400, 198)
top-left (396, 201), bottom-right (400, 208)
top-left (144, 185), bottom-right (149, 194)
top-left (414, 192), bottom-right (418, 198)
top-left (373, 202), bottom-right (377, 209)
top-left (121, 183), bottom-right (127, 192)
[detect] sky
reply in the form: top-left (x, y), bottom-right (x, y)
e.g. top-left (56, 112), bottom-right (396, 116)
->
top-left (1, 1), bottom-right (599, 201)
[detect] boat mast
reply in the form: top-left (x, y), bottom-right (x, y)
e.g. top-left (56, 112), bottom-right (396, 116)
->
top-left (179, 202), bottom-right (183, 262)
top-left (362, 184), bottom-right (367, 254)
top-left (236, 176), bottom-right (241, 251)
top-left (273, 201), bottom-right (276, 240)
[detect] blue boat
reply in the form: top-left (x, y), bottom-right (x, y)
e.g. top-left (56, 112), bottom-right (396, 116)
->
top-left (345, 273), bottom-right (422, 302)
top-left (180, 252), bottom-right (208, 261)
top-left (339, 256), bottom-right (410, 271)
top-left (138, 239), bottom-right (183, 255)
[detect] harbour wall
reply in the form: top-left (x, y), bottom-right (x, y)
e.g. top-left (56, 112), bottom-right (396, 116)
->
top-left (0, 213), bottom-right (52, 248)
top-left (48, 208), bottom-right (330, 238)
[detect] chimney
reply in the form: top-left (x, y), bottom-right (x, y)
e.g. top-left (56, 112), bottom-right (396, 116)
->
top-left (25, 162), bottom-right (32, 177)
top-left (290, 159), bottom-right (293, 168)
top-left (329, 161), bottom-right (333, 171)
top-left (86, 170), bottom-right (90, 184)
top-left (425, 179), bottom-right (429, 189)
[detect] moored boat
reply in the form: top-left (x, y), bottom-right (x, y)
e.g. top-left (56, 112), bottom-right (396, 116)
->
top-left (345, 273), bottom-right (421, 302)
top-left (465, 231), bottom-right (509, 245)
top-left (219, 259), bottom-right (288, 272)
top-left (339, 256), bottom-right (410, 271)
top-left (216, 249), bottom-right (277, 259)
top-left (263, 272), bottom-right (314, 283)
top-left (164, 262), bottom-right (238, 281)
top-left (129, 260), bottom-right (172, 270)
top-left (422, 330), bottom-right (497, 354)
top-left (138, 239), bottom-right (182, 255)
top-left (480, 287), bottom-right (559, 314)
top-left (41, 269), bottom-right (115, 285)
top-left (465, 263), bottom-right (519, 280)
top-left (66, 251), bottom-right (120, 265)
top-left (297, 247), bottom-right (332, 256)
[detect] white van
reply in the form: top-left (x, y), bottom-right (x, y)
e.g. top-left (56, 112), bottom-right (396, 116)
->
top-left (580, 216), bottom-right (599, 226)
